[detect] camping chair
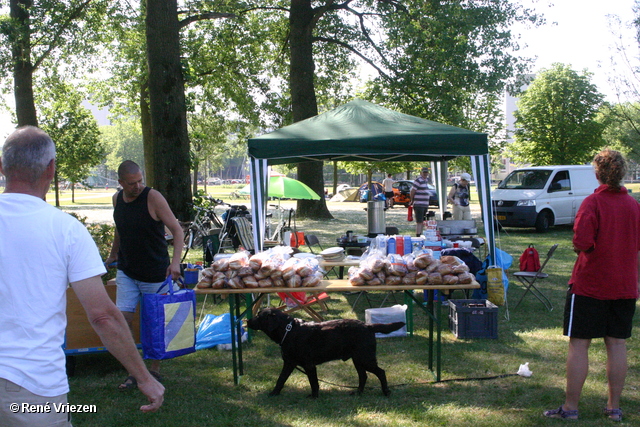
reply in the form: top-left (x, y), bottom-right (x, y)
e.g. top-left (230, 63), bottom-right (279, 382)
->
top-left (512, 244), bottom-right (558, 311)
top-left (275, 291), bottom-right (330, 322)
top-left (230, 216), bottom-right (254, 252)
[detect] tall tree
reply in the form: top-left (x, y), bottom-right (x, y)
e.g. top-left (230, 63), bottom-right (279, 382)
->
top-left (255, 0), bottom-right (542, 218)
top-left (510, 63), bottom-right (606, 165)
top-left (145, 0), bottom-right (192, 221)
top-left (1, 0), bottom-right (111, 126)
top-left (37, 77), bottom-right (104, 205)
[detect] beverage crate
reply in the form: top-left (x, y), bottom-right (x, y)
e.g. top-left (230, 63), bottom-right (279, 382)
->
top-left (448, 299), bottom-right (498, 339)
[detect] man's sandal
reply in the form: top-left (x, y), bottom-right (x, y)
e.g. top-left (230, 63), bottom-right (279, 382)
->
top-left (118, 375), bottom-right (137, 390)
top-left (543, 406), bottom-right (579, 420)
top-left (604, 407), bottom-right (623, 422)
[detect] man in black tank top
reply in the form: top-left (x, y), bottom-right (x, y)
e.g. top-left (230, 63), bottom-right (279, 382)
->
top-left (105, 161), bottom-right (184, 390)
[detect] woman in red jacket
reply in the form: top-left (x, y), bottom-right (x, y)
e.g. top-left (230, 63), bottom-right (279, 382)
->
top-left (545, 149), bottom-right (640, 422)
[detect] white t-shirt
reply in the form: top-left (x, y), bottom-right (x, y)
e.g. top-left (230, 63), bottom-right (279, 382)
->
top-left (382, 177), bottom-right (394, 192)
top-left (0, 193), bottom-right (106, 396)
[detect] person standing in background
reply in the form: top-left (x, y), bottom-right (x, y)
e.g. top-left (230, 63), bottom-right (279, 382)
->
top-left (409, 167), bottom-right (432, 236)
top-left (447, 172), bottom-right (472, 220)
top-left (382, 173), bottom-right (395, 208)
top-left (105, 160), bottom-right (183, 390)
top-left (0, 127), bottom-right (163, 426)
top-left (544, 149), bottom-right (639, 422)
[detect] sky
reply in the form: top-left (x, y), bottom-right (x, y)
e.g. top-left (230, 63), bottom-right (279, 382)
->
top-left (1, 0), bottom-right (639, 139)
top-left (513, 0), bottom-right (638, 101)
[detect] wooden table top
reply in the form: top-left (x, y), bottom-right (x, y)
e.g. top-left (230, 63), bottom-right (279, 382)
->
top-left (193, 279), bottom-right (480, 294)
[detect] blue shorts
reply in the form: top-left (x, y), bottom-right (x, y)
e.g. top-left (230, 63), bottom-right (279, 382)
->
top-left (115, 270), bottom-right (176, 312)
top-left (563, 288), bottom-right (636, 339)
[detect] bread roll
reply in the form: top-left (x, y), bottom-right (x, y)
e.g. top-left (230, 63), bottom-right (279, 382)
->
top-left (457, 272), bottom-right (474, 284)
top-left (427, 273), bottom-right (443, 285)
top-left (242, 275), bottom-right (258, 288)
top-left (452, 263), bottom-right (470, 274)
top-left (402, 271), bottom-right (417, 285)
top-left (349, 275), bottom-right (366, 286)
top-left (302, 275), bottom-right (321, 287)
top-left (442, 274), bottom-right (459, 285)
top-left (415, 270), bottom-right (428, 286)
top-left (385, 275), bottom-right (402, 286)
top-left (258, 278), bottom-right (273, 288)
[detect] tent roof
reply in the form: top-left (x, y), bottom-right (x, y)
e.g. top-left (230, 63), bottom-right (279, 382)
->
top-left (248, 99), bottom-right (488, 165)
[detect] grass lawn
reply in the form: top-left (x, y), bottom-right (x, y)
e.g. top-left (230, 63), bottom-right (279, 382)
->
top-left (58, 189), bottom-right (640, 427)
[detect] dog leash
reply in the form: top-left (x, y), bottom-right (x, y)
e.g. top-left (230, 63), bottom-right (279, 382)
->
top-left (280, 321), bottom-right (293, 346)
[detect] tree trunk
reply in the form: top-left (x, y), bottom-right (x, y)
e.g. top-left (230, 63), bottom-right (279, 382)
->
top-left (145, 0), bottom-right (192, 221)
top-left (140, 80), bottom-right (155, 187)
top-left (290, 0), bottom-right (332, 219)
top-left (10, 0), bottom-right (38, 126)
top-left (332, 161), bottom-right (338, 195)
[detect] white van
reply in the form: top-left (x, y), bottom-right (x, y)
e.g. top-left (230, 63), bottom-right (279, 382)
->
top-left (492, 165), bottom-right (599, 232)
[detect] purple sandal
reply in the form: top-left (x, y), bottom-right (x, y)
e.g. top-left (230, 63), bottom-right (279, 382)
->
top-left (604, 407), bottom-right (623, 422)
top-left (543, 406), bottom-right (579, 420)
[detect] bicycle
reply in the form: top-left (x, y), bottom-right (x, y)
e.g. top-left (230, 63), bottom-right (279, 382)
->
top-left (266, 205), bottom-right (296, 245)
top-left (181, 198), bottom-right (227, 262)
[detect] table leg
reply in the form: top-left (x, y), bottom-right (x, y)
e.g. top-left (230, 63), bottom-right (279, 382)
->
top-left (229, 294), bottom-right (239, 385)
top-left (235, 294), bottom-right (244, 377)
top-left (404, 289), bottom-right (441, 382)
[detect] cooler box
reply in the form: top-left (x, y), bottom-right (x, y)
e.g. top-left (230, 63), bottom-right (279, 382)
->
top-left (365, 305), bottom-right (407, 338)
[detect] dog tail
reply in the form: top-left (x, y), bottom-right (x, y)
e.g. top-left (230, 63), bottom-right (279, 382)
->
top-left (367, 322), bottom-right (405, 334)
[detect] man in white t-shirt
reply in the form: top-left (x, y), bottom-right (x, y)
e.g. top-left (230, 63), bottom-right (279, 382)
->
top-left (0, 126), bottom-right (164, 426)
top-left (382, 173), bottom-right (395, 208)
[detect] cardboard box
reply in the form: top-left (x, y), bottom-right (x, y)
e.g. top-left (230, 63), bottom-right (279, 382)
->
top-left (65, 284), bottom-right (140, 352)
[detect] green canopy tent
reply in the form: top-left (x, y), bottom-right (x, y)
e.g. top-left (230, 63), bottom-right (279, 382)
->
top-left (247, 99), bottom-right (496, 263)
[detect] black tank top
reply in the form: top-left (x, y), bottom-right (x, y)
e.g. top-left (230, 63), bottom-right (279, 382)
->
top-left (114, 187), bottom-right (169, 282)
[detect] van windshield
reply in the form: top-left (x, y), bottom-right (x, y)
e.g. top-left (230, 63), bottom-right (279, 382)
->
top-left (498, 170), bottom-right (552, 189)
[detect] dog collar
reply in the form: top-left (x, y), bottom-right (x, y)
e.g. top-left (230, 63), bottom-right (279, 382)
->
top-left (280, 322), bottom-right (293, 346)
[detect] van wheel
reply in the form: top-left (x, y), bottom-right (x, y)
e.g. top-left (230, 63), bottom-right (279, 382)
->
top-left (535, 211), bottom-right (552, 233)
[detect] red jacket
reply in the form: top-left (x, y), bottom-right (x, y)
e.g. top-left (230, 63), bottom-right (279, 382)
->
top-left (570, 185), bottom-right (640, 300)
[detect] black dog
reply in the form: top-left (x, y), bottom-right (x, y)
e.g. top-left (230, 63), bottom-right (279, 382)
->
top-left (247, 307), bottom-right (404, 398)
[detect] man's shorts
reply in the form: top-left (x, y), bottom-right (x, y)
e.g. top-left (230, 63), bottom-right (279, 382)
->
top-left (414, 206), bottom-right (428, 223)
top-left (0, 378), bottom-right (71, 427)
top-left (384, 191), bottom-right (394, 199)
top-left (116, 270), bottom-right (175, 313)
top-left (563, 288), bottom-right (636, 339)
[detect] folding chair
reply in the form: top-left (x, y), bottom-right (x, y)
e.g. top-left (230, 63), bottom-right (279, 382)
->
top-left (304, 234), bottom-right (324, 254)
top-left (275, 291), bottom-right (330, 321)
top-left (512, 244), bottom-right (558, 311)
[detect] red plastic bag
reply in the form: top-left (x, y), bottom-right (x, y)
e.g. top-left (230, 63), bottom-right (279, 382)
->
top-left (519, 244), bottom-right (541, 272)
top-left (407, 205), bottom-right (413, 222)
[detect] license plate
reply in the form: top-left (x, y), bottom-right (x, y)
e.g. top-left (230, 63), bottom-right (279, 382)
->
top-left (496, 215), bottom-right (506, 221)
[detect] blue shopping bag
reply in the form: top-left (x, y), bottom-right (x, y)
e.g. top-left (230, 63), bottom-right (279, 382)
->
top-left (141, 277), bottom-right (196, 360)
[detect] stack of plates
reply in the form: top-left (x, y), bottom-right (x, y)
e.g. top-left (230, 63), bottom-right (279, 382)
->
top-left (320, 247), bottom-right (345, 262)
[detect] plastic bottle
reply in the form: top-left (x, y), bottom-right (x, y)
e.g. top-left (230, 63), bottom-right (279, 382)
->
top-left (387, 236), bottom-right (396, 254)
top-left (403, 236), bottom-right (412, 255)
top-left (396, 235), bottom-right (404, 255)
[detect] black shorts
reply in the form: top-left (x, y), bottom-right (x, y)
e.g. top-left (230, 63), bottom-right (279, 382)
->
top-left (563, 288), bottom-right (636, 339)
top-left (414, 206), bottom-right (428, 223)
top-left (385, 191), bottom-right (394, 199)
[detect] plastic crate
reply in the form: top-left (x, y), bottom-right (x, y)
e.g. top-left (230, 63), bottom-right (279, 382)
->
top-left (448, 299), bottom-right (498, 339)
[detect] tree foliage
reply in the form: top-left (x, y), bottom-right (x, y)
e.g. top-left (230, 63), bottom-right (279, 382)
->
top-left (100, 119), bottom-right (145, 172)
top-left (600, 102), bottom-right (640, 162)
top-left (510, 63), bottom-right (606, 165)
top-left (36, 76), bottom-right (104, 205)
